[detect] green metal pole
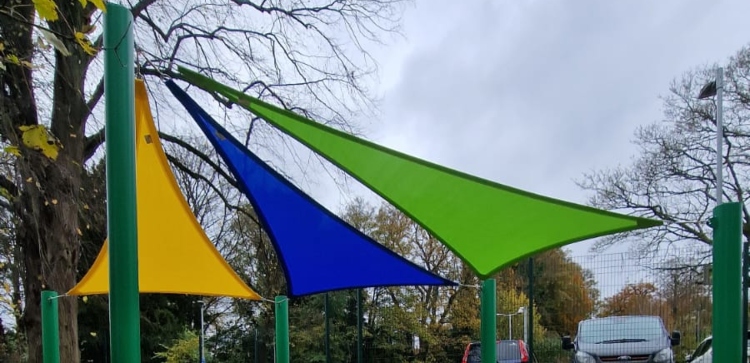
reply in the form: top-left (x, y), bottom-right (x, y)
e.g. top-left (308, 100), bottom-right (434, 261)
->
top-left (742, 241), bottom-right (748, 363)
top-left (275, 296), bottom-right (289, 363)
top-left (41, 290), bottom-right (60, 363)
top-left (104, 3), bottom-right (140, 363)
top-left (357, 289), bottom-right (363, 363)
top-left (481, 279), bottom-right (496, 363)
top-left (712, 202), bottom-right (742, 363)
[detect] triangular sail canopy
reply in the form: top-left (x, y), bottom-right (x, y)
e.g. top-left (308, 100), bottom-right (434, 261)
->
top-left (165, 81), bottom-right (456, 297)
top-left (68, 80), bottom-right (261, 300)
top-left (176, 67), bottom-right (662, 278)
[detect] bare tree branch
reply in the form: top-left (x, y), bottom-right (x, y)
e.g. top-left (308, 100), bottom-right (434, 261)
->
top-left (578, 44), bottom-right (750, 256)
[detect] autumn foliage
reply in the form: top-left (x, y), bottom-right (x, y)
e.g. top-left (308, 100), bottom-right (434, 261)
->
top-left (600, 282), bottom-right (661, 316)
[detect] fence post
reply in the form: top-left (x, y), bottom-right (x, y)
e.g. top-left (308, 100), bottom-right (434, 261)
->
top-left (324, 293), bottom-right (331, 363)
top-left (254, 327), bottom-right (259, 363)
top-left (357, 289), bottom-right (363, 363)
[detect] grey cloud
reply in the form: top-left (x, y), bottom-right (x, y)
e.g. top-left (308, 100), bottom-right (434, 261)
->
top-left (345, 0), bottom-right (746, 257)
top-left (381, 0), bottom-right (750, 203)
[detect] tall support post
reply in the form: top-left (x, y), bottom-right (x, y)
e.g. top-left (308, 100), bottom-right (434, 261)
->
top-left (712, 202), bottom-right (742, 363)
top-left (198, 301), bottom-right (205, 363)
top-left (743, 241), bottom-right (749, 363)
top-left (508, 314), bottom-right (512, 340)
top-left (527, 257), bottom-right (534, 357)
top-left (357, 289), bottom-right (363, 363)
top-left (41, 291), bottom-right (60, 363)
top-left (275, 296), bottom-right (290, 363)
top-left (104, 4), bottom-right (140, 363)
top-left (325, 293), bottom-right (331, 363)
top-left (480, 279), bottom-right (496, 363)
top-left (522, 308), bottom-right (528, 343)
top-left (715, 67), bottom-right (724, 203)
top-left (708, 67), bottom-right (742, 363)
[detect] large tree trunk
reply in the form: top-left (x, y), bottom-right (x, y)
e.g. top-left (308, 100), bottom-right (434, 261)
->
top-left (18, 152), bottom-right (83, 363)
top-left (19, 174), bottom-right (79, 362)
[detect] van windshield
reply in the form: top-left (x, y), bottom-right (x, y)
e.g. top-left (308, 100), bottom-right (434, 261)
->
top-left (578, 316), bottom-right (664, 344)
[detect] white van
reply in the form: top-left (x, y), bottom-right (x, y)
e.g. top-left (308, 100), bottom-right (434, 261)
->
top-left (687, 334), bottom-right (750, 363)
top-left (562, 315), bottom-right (681, 363)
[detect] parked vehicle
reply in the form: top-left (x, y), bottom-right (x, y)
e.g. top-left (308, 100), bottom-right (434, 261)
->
top-left (462, 340), bottom-right (534, 363)
top-left (687, 332), bottom-right (750, 363)
top-left (561, 315), bottom-right (681, 363)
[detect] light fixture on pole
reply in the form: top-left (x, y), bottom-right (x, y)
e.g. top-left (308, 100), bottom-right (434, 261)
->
top-left (519, 306), bottom-right (528, 343)
top-left (698, 66), bottom-right (745, 363)
top-left (697, 67), bottom-right (724, 203)
top-left (497, 307), bottom-right (525, 340)
top-left (496, 312), bottom-right (512, 340)
top-left (195, 300), bottom-right (206, 363)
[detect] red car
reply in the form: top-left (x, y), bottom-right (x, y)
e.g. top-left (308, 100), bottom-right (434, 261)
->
top-left (462, 340), bottom-right (533, 363)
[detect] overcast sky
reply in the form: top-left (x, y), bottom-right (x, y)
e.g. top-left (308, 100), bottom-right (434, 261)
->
top-left (298, 0), bottom-right (750, 261)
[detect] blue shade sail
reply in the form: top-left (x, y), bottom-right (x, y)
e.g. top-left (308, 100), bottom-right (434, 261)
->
top-left (166, 80), bottom-right (457, 297)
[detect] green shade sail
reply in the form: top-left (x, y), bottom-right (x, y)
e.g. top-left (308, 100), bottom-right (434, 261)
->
top-left (177, 66), bottom-right (662, 278)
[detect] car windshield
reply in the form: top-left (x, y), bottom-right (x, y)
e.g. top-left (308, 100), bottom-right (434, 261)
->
top-left (467, 341), bottom-right (523, 362)
top-left (577, 316), bottom-right (664, 344)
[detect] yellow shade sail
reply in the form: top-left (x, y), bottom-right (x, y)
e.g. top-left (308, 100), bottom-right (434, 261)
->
top-left (68, 79), bottom-right (261, 300)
